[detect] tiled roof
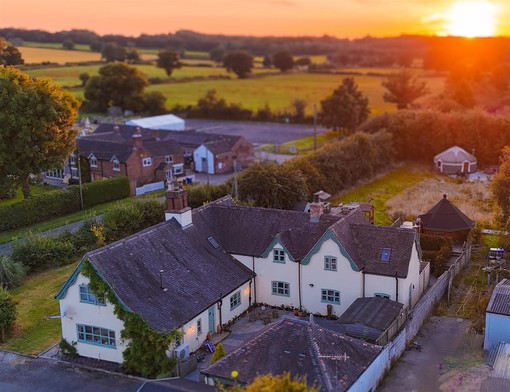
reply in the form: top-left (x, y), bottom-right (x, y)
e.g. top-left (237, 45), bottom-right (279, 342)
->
top-left (338, 297), bottom-right (403, 332)
top-left (192, 202), bottom-right (343, 260)
top-left (418, 195), bottom-right (475, 232)
top-left (85, 219), bottom-right (254, 332)
top-left (350, 224), bottom-right (417, 278)
top-left (203, 137), bottom-right (241, 155)
top-left (202, 318), bottom-right (382, 392)
top-left (487, 279), bottom-right (510, 316)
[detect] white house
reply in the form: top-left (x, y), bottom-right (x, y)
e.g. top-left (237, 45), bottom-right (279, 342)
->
top-left (126, 114), bottom-right (185, 131)
top-left (56, 185), bottom-right (428, 365)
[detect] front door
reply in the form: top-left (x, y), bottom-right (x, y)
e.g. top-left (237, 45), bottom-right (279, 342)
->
top-left (463, 161), bottom-right (469, 173)
top-left (208, 306), bottom-right (215, 334)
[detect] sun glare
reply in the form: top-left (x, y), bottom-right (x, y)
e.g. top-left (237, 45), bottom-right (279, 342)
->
top-left (447, 1), bottom-right (497, 37)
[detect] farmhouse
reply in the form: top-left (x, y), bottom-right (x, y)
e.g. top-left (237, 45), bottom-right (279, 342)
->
top-left (78, 125), bottom-right (185, 195)
top-left (55, 184), bottom-right (428, 367)
top-left (433, 146), bottom-right (477, 175)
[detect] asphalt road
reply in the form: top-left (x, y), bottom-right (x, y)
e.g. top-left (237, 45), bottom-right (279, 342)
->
top-left (185, 119), bottom-right (328, 146)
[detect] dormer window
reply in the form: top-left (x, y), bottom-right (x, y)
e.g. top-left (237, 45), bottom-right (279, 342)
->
top-left (381, 248), bottom-right (392, 262)
top-left (165, 155), bottom-right (173, 163)
top-left (112, 158), bottom-right (120, 171)
top-left (142, 157), bottom-right (152, 167)
top-left (89, 154), bottom-right (97, 168)
top-left (273, 249), bottom-right (285, 263)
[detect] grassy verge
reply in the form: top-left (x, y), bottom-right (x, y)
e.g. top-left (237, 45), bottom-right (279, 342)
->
top-left (0, 262), bottom-right (78, 354)
top-left (331, 166), bottom-right (436, 225)
top-left (257, 130), bottom-right (339, 154)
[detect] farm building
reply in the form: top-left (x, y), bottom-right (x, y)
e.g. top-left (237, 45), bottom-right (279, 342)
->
top-left (433, 146), bottom-right (477, 175)
top-left (126, 114), bottom-right (185, 131)
top-left (193, 136), bottom-right (254, 174)
top-left (417, 194), bottom-right (474, 243)
top-left (484, 279), bottom-right (510, 351)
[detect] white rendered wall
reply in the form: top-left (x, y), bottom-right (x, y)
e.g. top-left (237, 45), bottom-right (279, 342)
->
top-left (301, 238), bottom-right (362, 317)
top-left (59, 273), bottom-right (126, 363)
top-left (193, 145), bottom-right (214, 174)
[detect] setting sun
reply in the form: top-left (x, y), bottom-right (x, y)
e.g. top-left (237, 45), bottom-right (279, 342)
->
top-left (447, 1), bottom-right (497, 37)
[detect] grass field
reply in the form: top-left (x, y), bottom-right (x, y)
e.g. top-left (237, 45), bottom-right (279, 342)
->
top-left (146, 72), bottom-right (445, 115)
top-left (0, 184), bottom-right (58, 207)
top-left (23, 41), bottom-right (91, 51)
top-left (19, 47), bottom-right (102, 64)
top-left (258, 130), bottom-right (339, 154)
top-left (332, 166), bottom-right (436, 225)
top-left (0, 262), bottom-right (78, 354)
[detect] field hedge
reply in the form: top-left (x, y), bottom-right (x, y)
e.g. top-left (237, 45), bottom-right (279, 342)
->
top-left (0, 176), bottom-right (130, 231)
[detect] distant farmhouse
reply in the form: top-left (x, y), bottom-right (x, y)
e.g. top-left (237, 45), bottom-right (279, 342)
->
top-left (56, 185), bottom-right (429, 369)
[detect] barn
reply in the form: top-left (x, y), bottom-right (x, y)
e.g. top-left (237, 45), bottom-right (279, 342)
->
top-left (433, 146), bottom-right (477, 175)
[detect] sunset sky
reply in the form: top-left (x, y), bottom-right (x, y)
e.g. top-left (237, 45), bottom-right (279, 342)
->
top-left (1, 0), bottom-right (510, 38)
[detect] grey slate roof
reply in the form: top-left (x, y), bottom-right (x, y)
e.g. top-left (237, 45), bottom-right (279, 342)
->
top-left (487, 279), bottom-right (510, 316)
top-left (203, 137), bottom-right (241, 155)
top-left (192, 202), bottom-right (346, 260)
top-left (338, 297), bottom-right (403, 332)
top-left (350, 224), bottom-right (417, 278)
top-left (202, 317), bottom-right (382, 392)
top-left (85, 219), bottom-right (254, 332)
top-left (418, 194), bottom-right (475, 232)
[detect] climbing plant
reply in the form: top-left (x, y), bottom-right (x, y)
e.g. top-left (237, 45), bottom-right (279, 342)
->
top-left (81, 258), bottom-right (181, 378)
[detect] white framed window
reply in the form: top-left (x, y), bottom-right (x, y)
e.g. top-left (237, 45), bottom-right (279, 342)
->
top-left (112, 159), bottom-right (120, 171)
top-left (46, 169), bottom-right (64, 179)
top-left (230, 291), bottom-right (241, 310)
top-left (71, 168), bottom-right (79, 179)
top-left (273, 249), bottom-right (285, 263)
top-left (166, 170), bottom-right (173, 180)
top-left (173, 163), bottom-right (184, 175)
top-left (272, 281), bottom-right (290, 296)
top-left (89, 155), bottom-right (97, 167)
top-left (197, 318), bottom-right (202, 336)
top-left (165, 155), bottom-right (173, 163)
top-left (142, 157), bottom-right (152, 167)
top-left (69, 154), bottom-right (76, 165)
top-left (321, 289), bottom-right (340, 304)
top-left (324, 256), bottom-right (337, 271)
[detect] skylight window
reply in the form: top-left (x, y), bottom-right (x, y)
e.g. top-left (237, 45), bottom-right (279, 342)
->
top-left (381, 248), bottom-right (392, 262)
top-left (208, 236), bottom-right (220, 249)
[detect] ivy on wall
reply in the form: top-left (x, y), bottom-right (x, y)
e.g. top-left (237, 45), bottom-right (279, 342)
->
top-left (81, 258), bottom-right (181, 378)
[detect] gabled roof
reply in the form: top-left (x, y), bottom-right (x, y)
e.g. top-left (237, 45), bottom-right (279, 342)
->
top-left (434, 146), bottom-right (476, 163)
top-left (60, 218), bottom-right (254, 333)
top-left (202, 318), bottom-right (382, 392)
top-left (338, 297), bottom-right (403, 332)
top-left (487, 279), bottom-right (510, 316)
top-left (350, 224), bottom-right (417, 278)
top-left (203, 137), bottom-right (243, 155)
top-left (418, 194), bottom-right (475, 232)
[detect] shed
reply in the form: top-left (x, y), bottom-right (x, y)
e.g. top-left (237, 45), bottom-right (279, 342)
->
top-left (484, 279), bottom-right (510, 351)
top-left (126, 114), bottom-right (185, 131)
top-left (418, 194), bottom-right (474, 243)
top-left (434, 146), bottom-right (477, 175)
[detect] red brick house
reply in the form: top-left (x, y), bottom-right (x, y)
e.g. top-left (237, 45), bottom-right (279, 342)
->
top-left (78, 124), bottom-right (185, 195)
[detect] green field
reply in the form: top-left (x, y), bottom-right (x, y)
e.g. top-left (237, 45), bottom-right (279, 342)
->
top-left (23, 41), bottom-right (92, 51)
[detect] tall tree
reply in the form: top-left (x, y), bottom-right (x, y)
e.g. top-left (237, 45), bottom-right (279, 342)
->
top-left (62, 39), bottom-right (75, 50)
top-left (126, 49), bottom-right (140, 63)
top-left (209, 47), bottom-right (225, 63)
top-left (492, 146), bottom-right (510, 225)
top-left (0, 67), bottom-right (79, 198)
top-left (223, 51), bottom-right (253, 79)
top-left (0, 38), bottom-right (24, 66)
top-left (273, 51), bottom-right (294, 72)
top-left (156, 49), bottom-right (182, 77)
top-left (382, 70), bottom-right (429, 109)
top-left (101, 42), bottom-right (127, 62)
top-left (83, 62), bottom-right (149, 113)
top-left (319, 77), bottom-right (370, 131)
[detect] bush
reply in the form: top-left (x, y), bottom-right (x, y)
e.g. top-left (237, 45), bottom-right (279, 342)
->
top-left (11, 235), bottom-right (75, 271)
top-left (57, 218), bottom-right (103, 254)
top-left (186, 183), bottom-right (229, 208)
top-left (132, 198), bottom-right (165, 227)
top-left (210, 342), bottom-right (226, 364)
top-left (420, 234), bottom-right (453, 252)
top-left (59, 338), bottom-right (78, 358)
top-left (0, 255), bottom-right (26, 289)
top-left (82, 176), bottom-right (130, 208)
top-left (0, 287), bottom-right (17, 342)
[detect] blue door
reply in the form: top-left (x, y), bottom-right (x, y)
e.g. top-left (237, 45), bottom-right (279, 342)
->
top-left (208, 306), bottom-right (215, 334)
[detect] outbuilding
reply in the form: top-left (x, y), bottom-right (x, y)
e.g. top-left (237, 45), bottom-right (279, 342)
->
top-left (484, 279), bottom-right (510, 351)
top-left (433, 146), bottom-right (477, 175)
top-left (126, 114), bottom-right (185, 131)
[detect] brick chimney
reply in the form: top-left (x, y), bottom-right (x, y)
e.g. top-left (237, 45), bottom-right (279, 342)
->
top-left (165, 179), bottom-right (192, 227)
top-left (132, 127), bottom-right (143, 149)
top-left (309, 192), bottom-right (324, 223)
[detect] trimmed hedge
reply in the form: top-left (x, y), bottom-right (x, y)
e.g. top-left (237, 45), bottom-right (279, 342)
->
top-left (11, 235), bottom-right (75, 272)
top-left (0, 176), bottom-right (130, 231)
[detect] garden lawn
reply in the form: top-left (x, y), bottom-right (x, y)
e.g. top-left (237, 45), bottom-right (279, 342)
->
top-left (0, 184), bottom-right (58, 207)
top-left (0, 262), bottom-right (78, 354)
top-left (332, 166), bottom-right (436, 225)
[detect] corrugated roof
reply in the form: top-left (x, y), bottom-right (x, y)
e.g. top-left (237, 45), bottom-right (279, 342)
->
top-left (126, 114), bottom-right (184, 130)
top-left (338, 297), bottom-right (403, 332)
top-left (418, 194), bottom-right (475, 232)
top-left (434, 146), bottom-right (477, 164)
top-left (202, 318), bottom-right (382, 392)
top-left (487, 279), bottom-right (510, 316)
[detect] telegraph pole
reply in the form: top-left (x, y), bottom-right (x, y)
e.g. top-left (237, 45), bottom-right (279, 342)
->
top-left (313, 103), bottom-right (318, 151)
